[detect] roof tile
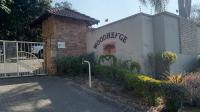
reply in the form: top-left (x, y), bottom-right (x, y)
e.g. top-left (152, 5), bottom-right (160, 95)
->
top-left (32, 8), bottom-right (99, 26)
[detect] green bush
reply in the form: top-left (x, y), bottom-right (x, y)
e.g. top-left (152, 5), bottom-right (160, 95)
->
top-left (116, 59), bottom-right (130, 70)
top-left (93, 64), bottom-right (187, 111)
top-left (130, 61), bottom-right (141, 73)
top-left (55, 53), bottom-right (96, 76)
top-left (122, 73), bottom-right (187, 111)
top-left (123, 73), bottom-right (162, 103)
top-left (93, 65), bottom-right (113, 81)
top-left (98, 55), bottom-right (117, 66)
top-left (182, 73), bottom-right (200, 107)
top-left (155, 51), bottom-right (177, 78)
top-left (93, 64), bottom-right (128, 84)
top-left (116, 59), bottom-right (141, 73)
top-left (160, 83), bottom-right (188, 112)
top-left (80, 52), bottom-right (97, 65)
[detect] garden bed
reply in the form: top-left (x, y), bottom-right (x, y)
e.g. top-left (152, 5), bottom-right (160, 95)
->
top-left (55, 53), bottom-right (200, 112)
top-left (64, 76), bottom-right (161, 112)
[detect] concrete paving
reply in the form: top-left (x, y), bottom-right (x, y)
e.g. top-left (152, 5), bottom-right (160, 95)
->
top-left (0, 76), bottom-right (126, 112)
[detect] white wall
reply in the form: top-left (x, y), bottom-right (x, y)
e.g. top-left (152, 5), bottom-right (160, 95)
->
top-left (86, 12), bottom-right (200, 74)
top-left (86, 14), bottom-right (154, 73)
top-left (161, 13), bottom-right (197, 73)
top-left (170, 54), bottom-right (196, 73)
top-left (153, 15), bottom-right (166, 52)
top-left (141, 16), bottom-right (154, 74)
top-left (163, 15), bottom-right (180, 53)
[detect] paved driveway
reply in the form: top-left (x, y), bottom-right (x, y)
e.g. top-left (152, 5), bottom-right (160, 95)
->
top-left (0, 76), bottom-right (127, 112)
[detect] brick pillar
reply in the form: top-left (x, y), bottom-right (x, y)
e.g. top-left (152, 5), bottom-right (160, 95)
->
top-left (42, 16), bottom-right (88, 75)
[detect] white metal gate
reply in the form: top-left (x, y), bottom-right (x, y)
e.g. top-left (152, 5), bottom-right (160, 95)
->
top-left (0, 40), bottom-right (46, 78)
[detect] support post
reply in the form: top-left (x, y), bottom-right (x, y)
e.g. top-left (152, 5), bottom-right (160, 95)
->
top-left (82, 60), bottom-right (92, 88)
top-left (16, 42), bottom-right (19, 76)
top-left (3, 41), bottom-right (6, 77)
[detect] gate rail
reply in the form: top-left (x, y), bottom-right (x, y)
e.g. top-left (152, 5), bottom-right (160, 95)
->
top-left (0, 40), bottom-right (46, 78)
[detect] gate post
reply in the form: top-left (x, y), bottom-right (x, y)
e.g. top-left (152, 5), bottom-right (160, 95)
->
top-left (16, 41), bottom-right (19, 76)
top-left (3, 41), bottom-right (6, 77)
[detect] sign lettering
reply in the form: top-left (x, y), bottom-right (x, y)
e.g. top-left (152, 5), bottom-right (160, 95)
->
top-left (94, 32), bottom-right (128, 49)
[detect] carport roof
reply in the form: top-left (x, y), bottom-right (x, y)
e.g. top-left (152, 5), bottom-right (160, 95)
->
top-left (31, 8), bottom-right (100, 27)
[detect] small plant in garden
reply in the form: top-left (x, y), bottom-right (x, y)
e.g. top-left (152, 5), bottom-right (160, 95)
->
top-left (122, 72), bottom-right (187, 111)
top-left (148, 53), bottom-right (155, 75)
top-left (116, 59), bottom-right (141, 73)
top-left (197, 54), bottom-right (200, 63)
top-left (98, 55), bottom-right (117, 66)
top-left (161, 83), bottom-right (189, 112)
top-left (55, 52), bottom-right (96, 76)
top-left (182, 73), bottom-right (200, 107)
top-left (117, 59), bottom-right (130, 70)
top-left (130, 61), bottom-right (141, 73)
top-left (166, 73), bottom-right (184, 84)
top-left (155, 51), bottom-right (177, 79)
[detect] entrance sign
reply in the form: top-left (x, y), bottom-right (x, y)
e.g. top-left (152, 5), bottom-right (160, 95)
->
top-left (57, 42), bottom-right (65, 48)
top-left (93, 32), bottom-right (128, 49)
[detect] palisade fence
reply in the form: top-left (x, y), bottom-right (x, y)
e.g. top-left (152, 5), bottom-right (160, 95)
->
top-left (0, 40), bottom-right (46, 78)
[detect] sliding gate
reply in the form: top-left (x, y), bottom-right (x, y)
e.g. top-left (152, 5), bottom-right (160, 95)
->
top-left (0, 40), bottom-right (46, 78)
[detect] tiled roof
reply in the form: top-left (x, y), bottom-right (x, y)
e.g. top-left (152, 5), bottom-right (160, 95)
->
top-left (32, 8), bottom-right (99, 26)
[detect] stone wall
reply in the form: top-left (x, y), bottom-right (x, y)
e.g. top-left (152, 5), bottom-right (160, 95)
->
top-left (42, 16), bottom-right (88, 75)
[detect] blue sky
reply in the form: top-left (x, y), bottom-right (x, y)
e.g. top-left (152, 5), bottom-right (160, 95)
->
top-left (52, 0), bottom-right (200, 27)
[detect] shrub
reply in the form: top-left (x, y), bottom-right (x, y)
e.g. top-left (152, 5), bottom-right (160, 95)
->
top-left (55, 53), bottom-right (96, 76)
top-left (124, 74), bottom-right (160, 105)
top-left (160, 83), bottom-right (188, 112)
top-left (148, 53), bottom-right (155, 75)
top-left (93, 64), bottom-right (187, 111)
top-left (93, 64), bottom-right (128, 84)
top-left (116, 59), bottom-right (130, 70)
top-left (116, 59), bottom-right (141, 73)
top-left (98, 55), bottom-right (117, 66)
top-left (130, 61), bottom-right (141, 73)
top-left (56, 56), bottom-right (86, 75)
top-left (166, 73), bottom-right (184, 84)
top-left (80, 52), bottom-right (97, 65)
top-left (93, 65), bottom-right (113, 81)
top-left (182, 73), bottom-right (200, 107)
top-left (155, 51), bottom-right (177, 79)
top-left (122, 73), bottom-right (187, 111)
top-left (197, 54), bottom-right (200, 63)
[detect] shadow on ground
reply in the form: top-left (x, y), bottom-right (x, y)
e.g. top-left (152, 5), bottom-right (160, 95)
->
top-left (0, 76), bottom-right (124, 112)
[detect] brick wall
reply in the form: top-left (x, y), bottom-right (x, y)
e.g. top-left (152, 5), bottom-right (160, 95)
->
top-left (179, 18), bottom-right (198, 54)
top-left (42, 16), bottom-right (88, 75)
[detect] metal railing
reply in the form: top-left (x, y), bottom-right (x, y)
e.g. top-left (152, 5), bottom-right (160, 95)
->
top-left (0, 40), bottom-right (46, 78)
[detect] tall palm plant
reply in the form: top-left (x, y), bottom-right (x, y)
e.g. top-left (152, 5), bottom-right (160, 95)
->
top-left (139, 0), bottom-right (192, 18)
top-left (178, 0), bottom-right (192, 18)
top-left (139, 0), bottom-right (169, 13)
top-left (0, 0), bottom-right (12, 13)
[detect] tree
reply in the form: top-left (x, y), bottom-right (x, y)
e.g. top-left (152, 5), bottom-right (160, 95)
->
top-left (178, 0), bottom-right (192, 18)
top-left (139, 0), bottom-right (169, 13)
top-left (139, 0), bottom-right (192, 18)
top-left (190, 4), bottom-right (200, 23)
top-left (0, 0), bottom-right (12, 13)
top-left (54, 1), bottom-right (72, 9)
top-left (0, 0), bottom-right (51, 41)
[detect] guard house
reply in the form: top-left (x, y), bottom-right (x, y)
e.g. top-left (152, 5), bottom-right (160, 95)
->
top-left (32, 8), bottom-right (200, 75)
top-left (32, 8), bottom-right (99, 74)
